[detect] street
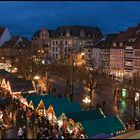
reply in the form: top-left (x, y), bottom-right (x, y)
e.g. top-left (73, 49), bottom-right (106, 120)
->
top-left (48, 75), bottom-right (140, 124)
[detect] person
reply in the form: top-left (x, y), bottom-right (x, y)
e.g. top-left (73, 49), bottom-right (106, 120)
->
top-left (23, 126), bottom-right (27, 139)
top-left (17, 127), bottom-right (24, 139)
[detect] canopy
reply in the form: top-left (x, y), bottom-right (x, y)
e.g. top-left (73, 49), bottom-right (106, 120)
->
top-left (66, 109), bottom-right (105, 122)
top-left (81, 116), bottom-right (126, 137)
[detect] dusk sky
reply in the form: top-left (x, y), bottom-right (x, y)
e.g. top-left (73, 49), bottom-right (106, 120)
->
top-left (0, 1), bottom-right (140, 39)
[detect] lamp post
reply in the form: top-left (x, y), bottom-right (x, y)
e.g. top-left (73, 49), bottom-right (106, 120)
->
top-left (82, 96), bottom-right (91, 110)
top-left (88, 68), bottom-right (94, 107)
top-left (70, 55), bottom-right (75, 102)
top-left (34, 75), bottom-right (40, 93)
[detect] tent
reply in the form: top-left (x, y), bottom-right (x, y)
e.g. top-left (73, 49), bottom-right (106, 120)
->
top-left (81, 116), bottom-right (126, 138)
top-left (24, 94), bottom-right (82, 117)
top-left (66, 109), bottom-right (105, 122)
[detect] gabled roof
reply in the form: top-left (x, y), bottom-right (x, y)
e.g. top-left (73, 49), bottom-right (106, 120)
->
top-left (0, 27), bottom-right (5, 37)
top-left (81, 116), bottom-right (126, 137)
top-left (95, 33), bottom-right (118, 49)
top-left (0, 69), bottom-right (14, 78)
top-left (8, 78), bottom-right (35, 92)
top-left (134, 38), bottom-right (140, 49)
top-left (24, 94), bottom-right (82, 117)
top-left (114, 27), bottom-right (136, 43)
top-left (32, 30), bottom-right (41, 39)
top-left (1, 36), bottom-right (30, 49)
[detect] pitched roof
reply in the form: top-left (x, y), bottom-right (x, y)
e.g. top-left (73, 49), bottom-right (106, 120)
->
top-left (32, 30), bottom-right (41, 39)
top-left (95, 33), bottom-right (118, 49)
top-left (54, 25), bottom-right (102, 37)
top-left (0, 27), bottom-right (5, 37)
top-left (8, 78), bottom-right (35, 92)
top-left (81, 116), bottom-right (126, 137)
top-left (66, 109), bottom-right (105, 122)
top-left (134, 35), bottom-right (140, 49)
top-left (24, 94), bottom-right (82, 117)
top-left (114, 27), bottom-right (136, 43)
top-left (0, 69), bottom-right (14, 78)
top-left (1, 36), bottom-right (30, 49)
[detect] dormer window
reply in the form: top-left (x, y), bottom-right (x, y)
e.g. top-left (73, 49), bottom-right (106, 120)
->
top-left (66, 30), bottom-right (70, 37)
top-left (88, 34), bottom-right (91, 38)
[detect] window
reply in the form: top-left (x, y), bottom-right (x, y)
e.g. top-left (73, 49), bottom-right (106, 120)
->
top-left (65, 47), bottom-right (68, 53)
top-left (53, 41), bottom-right (55, 45)
top-left (119, 43), bottom-right (123, 47)
top-left (65, 41), bottom-right (68, 45)
top-left (53, 53), bottom-right (55, 58)
top-left (111, 56), bottom-right (116, 60)
top-left (60, 41), bottom-right (63, 45)
top-left (113, 43), bottom-right (116, 47)
top-left (56, 47), bottom-right (58, 52)
top-left (118, 49), bottom-right (123, 53)
top-left (88, 34), bottom-right (91, 38)
top-left (56, 54), bottom-right (58, 58)
top-left (56, 41), bottom-right (58, 45)
top-left (88, 49), bottom-right (91, 53)
top-left (111, 49), bottom-right (116, 53)
top-left (118, 56), bottom-right (123, 60)
top-left (88, 54), bottom-right (91, 59)
top-left (53, 47), bottom-right (55, 51)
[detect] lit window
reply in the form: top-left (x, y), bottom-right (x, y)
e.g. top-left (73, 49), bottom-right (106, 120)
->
top-left (113, 43), bottom-right (116, 47)
top-left (119, 43), bottom-right (123, 47)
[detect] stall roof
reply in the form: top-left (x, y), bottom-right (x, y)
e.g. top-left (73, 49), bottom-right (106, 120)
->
top-left (0, 69), bottom-right (15, 78)
top-left (81, 116), bottom-right (126, 138)
top-left (66, 109), bottom-right (105, 122)
top-left (24, 94), bottom-right (82, 117)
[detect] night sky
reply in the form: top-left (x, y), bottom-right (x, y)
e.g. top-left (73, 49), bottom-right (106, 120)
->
top-left (0, 1), bottom-right (140, 40)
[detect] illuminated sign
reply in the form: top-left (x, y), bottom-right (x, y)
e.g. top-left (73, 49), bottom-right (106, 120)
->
top-left (122, 88), bottom-right (126, 98)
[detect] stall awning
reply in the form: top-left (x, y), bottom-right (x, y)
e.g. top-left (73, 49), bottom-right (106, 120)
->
top-left (81, 116), bottom-right (126, 138)
top-left (66, 109), bottom-right (105, 122)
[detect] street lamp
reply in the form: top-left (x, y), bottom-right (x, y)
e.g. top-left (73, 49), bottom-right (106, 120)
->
top-left (34, 75), bottom-right (40, 80)
top-left (82, 96), bottom-right (91, 110)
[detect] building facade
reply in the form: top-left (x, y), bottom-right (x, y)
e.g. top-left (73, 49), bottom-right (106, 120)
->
top-left (32, 25), bottom-right (102, 61)
top-left (133, 37), bottom-right (140, 76)
top-left (0, 36), bottom-right (31, 60)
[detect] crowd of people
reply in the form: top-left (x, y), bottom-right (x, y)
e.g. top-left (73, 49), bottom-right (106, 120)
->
top-left (125, 118), bottom-right (140, 132)
top-left (36, 117), bottom-right (86, 139)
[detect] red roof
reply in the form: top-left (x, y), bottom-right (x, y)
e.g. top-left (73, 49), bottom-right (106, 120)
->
top-left (134, 35), bottom-right (140, 49)
top-left (0, 27), bottom-right (5, 37)
top-left (114, 27), bottom-right (136, 43)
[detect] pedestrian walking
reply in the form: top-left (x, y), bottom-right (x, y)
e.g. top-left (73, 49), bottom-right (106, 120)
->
top-left (17, 127), bottom-right (24, 139)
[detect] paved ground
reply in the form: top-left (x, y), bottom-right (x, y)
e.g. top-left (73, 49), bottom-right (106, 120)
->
top-left (2, 74), bottom-right (140, 139)
top-left (49, 75), bottom-right (140, 124)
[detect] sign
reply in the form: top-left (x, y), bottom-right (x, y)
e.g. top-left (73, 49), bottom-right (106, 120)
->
top-left (122, 88), bottom-right (127, 98)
